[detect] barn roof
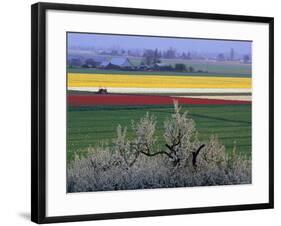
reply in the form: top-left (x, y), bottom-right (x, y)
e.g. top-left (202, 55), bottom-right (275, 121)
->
top-left (155, 63), bottom-right (169, 67)
top-left (110, 57), bottom-right (133, 67)
top-left (99, 57), bottom-right (134, 68)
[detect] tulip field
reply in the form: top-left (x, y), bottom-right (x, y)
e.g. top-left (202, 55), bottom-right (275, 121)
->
top-left (67, 70), bottom-right (252, 162)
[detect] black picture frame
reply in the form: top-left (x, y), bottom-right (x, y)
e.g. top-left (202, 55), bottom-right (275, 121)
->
top-left (31, 2), bottom-right (274, 224)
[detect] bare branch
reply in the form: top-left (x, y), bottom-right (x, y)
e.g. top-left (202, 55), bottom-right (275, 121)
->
top-left (192, 144), bottom-right (205, 167)
top-left (139, 150), bottom-right (174, 159)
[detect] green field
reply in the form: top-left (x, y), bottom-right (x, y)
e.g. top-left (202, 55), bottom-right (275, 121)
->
top-left (144, 58), bottom-right (251, 76)
top-left (67, 67), bottom-right (251, 78)
top-left (67, 104), bottom-right (251, 162)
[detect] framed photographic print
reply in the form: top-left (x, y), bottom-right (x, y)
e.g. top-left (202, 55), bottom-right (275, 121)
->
top-left (31, 2), bottom-right (274, 224)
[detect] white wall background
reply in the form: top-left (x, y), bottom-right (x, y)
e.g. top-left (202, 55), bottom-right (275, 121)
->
top-left (0, 0), bottom-right (279, 225)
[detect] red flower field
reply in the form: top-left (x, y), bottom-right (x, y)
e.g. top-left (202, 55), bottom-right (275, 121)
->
top-left (68, 94), bottom-right (251, 106)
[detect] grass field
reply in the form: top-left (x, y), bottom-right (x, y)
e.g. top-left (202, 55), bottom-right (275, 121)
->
top-left (132, 58), bottom-right (251, 76)
top-left (67, 104), bottom-right (251, 162)
top-left (68, 73), bottom-right (251, 89)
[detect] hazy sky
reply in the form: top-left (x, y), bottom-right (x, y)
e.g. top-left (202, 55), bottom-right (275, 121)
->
top-left (68, 32), bottom-right (252, 54)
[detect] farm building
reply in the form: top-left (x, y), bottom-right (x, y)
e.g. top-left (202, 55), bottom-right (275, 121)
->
top-left (68, 55), bottom-right (109, 68)
top-left (154, 63), bottom-right (173, 71)
top-left (85, 56), bottom-right (108, 67)
top-left (99, 57), bottom-right (135, 70)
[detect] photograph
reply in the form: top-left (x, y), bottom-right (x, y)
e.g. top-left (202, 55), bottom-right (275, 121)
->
top-left (31, 2), bottom-right (274, 223)
top-left (66, 32), bottom-right (252, 193)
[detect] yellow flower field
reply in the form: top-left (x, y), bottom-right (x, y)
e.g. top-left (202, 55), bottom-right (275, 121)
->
top-left (68, 73), bottom-right (252, 89)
